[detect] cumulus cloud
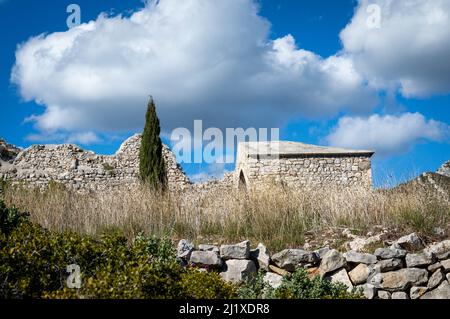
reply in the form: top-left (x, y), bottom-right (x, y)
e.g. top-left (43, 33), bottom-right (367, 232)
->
top-left (12, 0), bottom-right (377, 140)
top-left (326, 113), bottom-right (449, 156)
top-left (340, 0), bottom-right (450, 97)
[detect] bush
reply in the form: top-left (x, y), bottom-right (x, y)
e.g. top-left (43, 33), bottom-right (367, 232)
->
top-left (0, 199), bottom-right (30, 235)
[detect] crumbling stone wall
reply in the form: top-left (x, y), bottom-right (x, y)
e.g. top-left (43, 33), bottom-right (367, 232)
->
top-left (0, 134), bottom-right (191, 192)
top-left (236, 155), bottom-right (373, 190)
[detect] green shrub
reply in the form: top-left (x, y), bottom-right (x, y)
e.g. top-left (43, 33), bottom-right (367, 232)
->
top-left (180, 269), bottom-right (237, 299)
top-left (0, 199), bottom-right (30, 235)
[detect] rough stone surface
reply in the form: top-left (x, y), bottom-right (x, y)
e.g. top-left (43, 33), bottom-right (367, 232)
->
top-left (405, 252), bottom-right (435, 268)
top-left (374, 248), bottom-right (407, 260)
top-left (421, 280), bottom-right (450, 299)
top-left (392, 291), bottom-right (409, 299)
top-left (177, 239), bottom-right (194, 260)
top-left (349, 263), bottom-right (370, 285)
top-left (378, 291), bottom-right (391, 299)
top-left (357, 284), bottom-right (376, 299)
top-left (344, 251), bottom-right (377, 264)
top-left (378, 268), bottom-right (428, 292)
top-left (198, 244), bottom-right (220, 254)
top-left (329, 269), bottom-right (353, 292)
top-left (319, 249), bottom-right (346, 276)
top-left (314, 247), bottom-right (331, 259)
top-left (396, 233), bottom-right (425, 251)
top-left (428, 269), bottom-right (445, 290)
top-left (428, 262), bottom-right (442, 272)
top-left (441, 259), bottom-right (450, 272)
top-left (220, 260), bottom-right (257, 284)
top-left (268, 265), bottom-right (290, 277)
top-left (189, 251), bottom-right (222, 268)
top-left (250, 243), bottom-right (270, 271)
top-left (263, 272), bottom-right (283, 289)
top-left (272, 249), bottom-right (319, 272)
top-left (425, 240), bottom-right (450, 260)
top-left (377, 258), bottom-right (403, 272)
top-left (410, 286), bottom-right (428, 299)
top-left (220, 241), bottom-right (251, 260)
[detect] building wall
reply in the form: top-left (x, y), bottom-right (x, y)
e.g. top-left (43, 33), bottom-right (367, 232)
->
top-left (236, 154), bottom-right (373, 190)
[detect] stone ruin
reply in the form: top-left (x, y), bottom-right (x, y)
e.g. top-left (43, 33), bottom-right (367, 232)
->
top-left (0, 135), bottom-right (380, 192)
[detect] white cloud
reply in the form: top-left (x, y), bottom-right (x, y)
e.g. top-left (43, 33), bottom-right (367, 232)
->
top-left (340, 0), bottom-right (450, 97)
top-left (26, 131), bottom-right (101, 146)
top-left (12, 0), bottom-right (377, 140)
top-left (326, 113), bottom-right (449, 156)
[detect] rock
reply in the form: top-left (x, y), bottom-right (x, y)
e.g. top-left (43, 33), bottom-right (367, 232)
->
top-left (347, 234), bottom-right (382, 252)
top-left (392, 291), bottom-right (409, 299)
top-left (377, 258), bottom-right (403, 272)
top-left (447, 273), bottom-right (450, 282)
top-left (250, 243), bottom-right (270, 271)
top-left (356, 283), bottom-right (376, 299)
top-left (428, 269), bottom-right (445, 290)
top-left (374, 248), bottom-right (407, 260)
top-left (428, 262), bottom-right (442, 272)
top-left (396, 233), bottom-right (425, 251)
top-left (440, 259), bottom-right (450, 272)
top-left (424, 240), bottom-right (450, 260)
top-left (314, 246), bottom-right (331, 259)
top-left (344, 251), bottom-right (377, 265)
top-left (410, 286), bottom-right (428, 299)
top-left (272, 249), bottom-right (319, 272)
top-left (177, 239), bottom-right (194, 260)
top-left (220, 260), bottom-right (257, 284)
top-left (306, 267), bottom-right (320, 279)
top-left (189, 251), bottom-right (223, 268)
top-left (198, 244), bottom-right (219, 254)
top-left (349, 264), bottom-right (370, 285)
top-left (379, 268), bottom-right (429, 292)
top-left (328, 269), bottom-right (353, 292)
top-left (319, 249), bottom-right (346, 276)
top-left (263, 272), bottom-right (283, 289)
top-left (220, 240), bottom-right (250, 260)
top-left (421, 280), bottom-right (450, 299)
top-left (405, 252), bottom-right (435, 268)
top-left (268, 265), bottom-right (290, 277)
top-left (378, 291), bottom-right (391, 299)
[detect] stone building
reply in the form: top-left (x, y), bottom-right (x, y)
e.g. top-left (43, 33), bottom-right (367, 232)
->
top-left (235, 141), bottom-right (374, 190)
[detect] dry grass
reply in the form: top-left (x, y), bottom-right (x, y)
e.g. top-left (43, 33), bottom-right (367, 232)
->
top-left (3, 181), bottom-right (450, 251)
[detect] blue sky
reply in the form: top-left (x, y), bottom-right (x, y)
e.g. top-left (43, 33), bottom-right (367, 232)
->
top-left (1, 0), bottom-right (449, 186)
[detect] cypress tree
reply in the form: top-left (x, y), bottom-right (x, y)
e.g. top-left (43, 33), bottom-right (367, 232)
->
top-left (139, 97), bottom-right (167, 190)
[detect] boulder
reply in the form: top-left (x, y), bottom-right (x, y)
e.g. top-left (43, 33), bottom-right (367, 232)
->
top-left (395, 233), bottom-right (425, 251)
top-left (349, 263), bottom-right (370, 285)
top-left (356, 283), bottom-right (376, 299)
top-left (410, 286), bottom-right (428, 299)
top-left (250, 243), bottom-right (270, 271)
top-left (329, 269), bottom-right (353, 292)
top-left (391, 291), bottom-right (409, 299)
top-left (272, 249), bottom-right (319, 272)
top-left (377, 291), bottom-right (391, 299)
top-left (428, 269), bottom-right (445, 290)
top-left (263, 272), bottom-right (283, 289)
top-left (424, 240), bottom-right (450, 260)
top-left (220, 240), bottom-right (250, 260)
top-left (378, 268), bottom-right (429, 292)
top-left (374, 248), bottom-right (407, 260)
top-left (177, 239), bottom-right (194, 260)
top-left (220, 260), bottom-right (257, 284)
top-left (198, 244), bottom-right (219, 254)
top-left (421, 280), bottom-right (450, 299)
top-left (319, 249), bottom-right (346, 276)
top-left (405, 252), bottom-right (435, 268)
top-left (344, 251), bottom-right (377, 265)
top-left (189, 251), bottom-right (223, 268)
top-left (377, 258), bottom-right (403, 272)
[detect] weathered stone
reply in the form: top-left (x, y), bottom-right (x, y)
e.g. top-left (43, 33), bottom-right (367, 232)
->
top-left (379, 268), bottom-right (429, 292)
top-left (250, 243), bottom-right (270, 271)
top-left (440, 259), bottom-right (450, 272)
top-left (189, 251), bottom-right (223, 268)
top-left (377, 291), bottom-right (391, 299)
top-left (428, 262), bottom-right (442, 272)
top-left (198, 244), bottom-right (219, 254)
top-left (405, 252), bottom-right (435, 268)
top-left (377, 258), bottom-right (403, 272)
top-left (177, 239), bottom-right (194, 260)
top-left (344, 251), bottom-right (377, 264)
top-left (347, 234), bottom-right (382, 252)
top-left (268, 265), bottom-right (290, 276)
top-left (272, 249), bottom-right (319, 272)
top-left (392, 292), bottom-right (409, 299)
top-left (220, 260), bottom-right (257, 284)
top-left (447, 273), bottom-right (450, 282)
top-left (410, 286), bottom-right (428, 299)
top-left (424, 240), bottom-right (450, 260)
top-left (421, 280), bottom-right (450, 299)
top-left (306, 267), bottom-right (320, 279)
top-left (220, 240), bottom-right (250, 260)
top-left (328, 269), bottom-right (353, 292)
top-left (374, 248), bottom-right (407, 260)
top-left (396, 233), bottom-right (425, 251)
top-left (263, 272), bottom-right (283, 289)
top-left (428, 269), bottom-right (445, 290)
top-left (349, 263), bottom-right (370, 285)
top-left (319, 249), bottom-right (346, 276)
top-left (314, 246), bottom-right (331, 259)
top-left (356, 284), bottom-right (376, 299)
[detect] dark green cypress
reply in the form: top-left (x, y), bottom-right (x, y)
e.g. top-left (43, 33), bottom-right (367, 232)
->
top-left (139, 97), bottom-right (167, 190)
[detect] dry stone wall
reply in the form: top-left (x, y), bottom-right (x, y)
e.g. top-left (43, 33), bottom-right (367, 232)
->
top-left (0, 134), bottom-right (191, 192)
